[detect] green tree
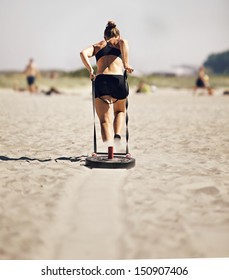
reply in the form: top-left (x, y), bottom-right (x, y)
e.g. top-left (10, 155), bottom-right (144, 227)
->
top-left (204, 50), bottom-right (229, 74)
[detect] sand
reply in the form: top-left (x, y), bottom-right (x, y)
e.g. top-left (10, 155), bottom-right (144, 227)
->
top-left (0, 86), bottom-right (229, 260)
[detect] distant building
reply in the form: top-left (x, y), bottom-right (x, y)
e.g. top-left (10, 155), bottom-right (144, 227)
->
top-left (149, 65), bottom-right (198, 77)
top-left (173, 65), bottom-right (198, 76)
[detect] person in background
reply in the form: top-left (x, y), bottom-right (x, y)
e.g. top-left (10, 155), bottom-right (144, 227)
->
top-left (194, 66), bottom-right (213, 96)
top-left (80, 20), bottom-right (134, 147)
top-left (136, 81), bottom-right (152, 94)
top-left (23, 58), bottom-right (40, 93)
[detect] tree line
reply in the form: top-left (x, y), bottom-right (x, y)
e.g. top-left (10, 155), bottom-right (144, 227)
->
top-left (204, 50), bottom-right (229, 74)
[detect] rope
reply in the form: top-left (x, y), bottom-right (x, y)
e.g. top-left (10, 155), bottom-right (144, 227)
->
top-left (125, 97), bottom-right (129, 154)
top-left (92, 80), bottom-right (97, 153)
top-left (124, 70), bottom-right (129, 154)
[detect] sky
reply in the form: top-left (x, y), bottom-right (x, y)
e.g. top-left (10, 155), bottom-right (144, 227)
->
top-left (0, 0), bottom-right (229, 73)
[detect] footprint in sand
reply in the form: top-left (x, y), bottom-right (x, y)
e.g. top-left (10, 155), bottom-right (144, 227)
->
top-left (193, 186), bottom-right (219, 196)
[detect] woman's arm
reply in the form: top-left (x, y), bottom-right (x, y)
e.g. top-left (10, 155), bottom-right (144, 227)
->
top-left (80, 45), bottom-right (95, 80)
top-left (119, 39), bottom-right (134, 73)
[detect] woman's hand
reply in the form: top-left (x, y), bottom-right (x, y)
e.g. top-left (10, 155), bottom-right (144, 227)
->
top-left (90, 70), bottom-right (96, 81)
top-left (125, 65), bottom-right (134, 74)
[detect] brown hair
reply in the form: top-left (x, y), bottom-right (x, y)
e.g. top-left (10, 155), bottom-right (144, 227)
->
top-left (104, 20), bottom-right (120, 40)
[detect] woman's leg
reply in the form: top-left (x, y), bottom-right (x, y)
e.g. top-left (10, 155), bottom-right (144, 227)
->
top-left (95, 96), bottom-right (113, 142)
top-left (113, 99), bottom-right (126, 138)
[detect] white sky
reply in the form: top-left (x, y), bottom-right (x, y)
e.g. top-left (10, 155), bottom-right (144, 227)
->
top-left (0, 0), bottom-right (228, 73)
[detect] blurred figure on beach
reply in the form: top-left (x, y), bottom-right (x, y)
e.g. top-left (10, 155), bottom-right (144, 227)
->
top-left (23, 58), bottom-right (40, 93)
top-left (41, 71), bottom-right (62, 96)
top-left (41, 87), bottom-right (61, 96)
top-left (194, 66), bottom-right (213, 96)
top-left (80, 20), bottom-right (134, 146)
top-left (136, 81), bottom-right (154, 94)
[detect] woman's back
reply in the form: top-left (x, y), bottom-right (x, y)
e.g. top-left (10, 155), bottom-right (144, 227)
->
top-left (94, 40), bottom-right (124, 75)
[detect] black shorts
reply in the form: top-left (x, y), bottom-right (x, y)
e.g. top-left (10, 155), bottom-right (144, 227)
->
top-left (27, 76), bottom-right (35, 86)
top-left (196, 78), bottom-right (205, 88)
top-left (95, 74), bottom-right (129, 100)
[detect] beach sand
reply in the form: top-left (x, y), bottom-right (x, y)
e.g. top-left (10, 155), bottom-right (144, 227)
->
top-left (0, 87), bottom-right (229, 260)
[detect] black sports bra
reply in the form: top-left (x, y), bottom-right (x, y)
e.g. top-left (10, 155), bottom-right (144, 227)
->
top-left (95, 43), bottom-right (122, 62)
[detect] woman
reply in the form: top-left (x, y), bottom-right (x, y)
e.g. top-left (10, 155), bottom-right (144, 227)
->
top-left (194, 66), bottom-right (213, 96)
top-left (195, 66), bottom-right (206, 88)
top-left (80, 20), bottom-right (134, 146)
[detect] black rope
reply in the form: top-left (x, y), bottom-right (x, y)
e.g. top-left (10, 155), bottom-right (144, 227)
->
top-left (124, 70), bottom-right (130, 154)
top-left (0, 155), bottom-right (86, 163)
top-left (92, 80), bottom-right (97, 153)
top-left (125, 97), bottom-right (129, 154)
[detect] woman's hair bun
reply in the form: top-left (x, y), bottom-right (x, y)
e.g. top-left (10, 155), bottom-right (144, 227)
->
top-left (107, 20), bottom-right (116, 29)
top-left (104, 20), bottom-right (119, 39)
